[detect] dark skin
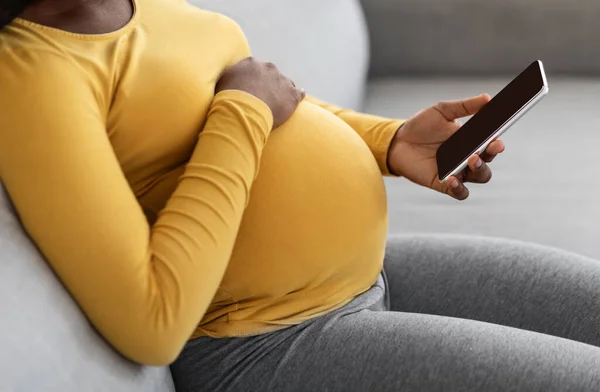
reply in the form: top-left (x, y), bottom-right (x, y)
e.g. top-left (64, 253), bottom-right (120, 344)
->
top-left (15, 0), bottom-right (504, 201)
top-left (19, 0), bottom-right (133, 34)
top-left (387, 94), bottom-right (505, 201)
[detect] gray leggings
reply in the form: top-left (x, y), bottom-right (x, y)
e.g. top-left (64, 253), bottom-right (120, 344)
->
top-left (171, 235), bottom-right (600, 391)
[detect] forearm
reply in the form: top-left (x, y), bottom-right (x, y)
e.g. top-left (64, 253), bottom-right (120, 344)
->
top-left (140, 90), bottom-right (272, 362)
top-left (1, 72), bottom-right (273, 365)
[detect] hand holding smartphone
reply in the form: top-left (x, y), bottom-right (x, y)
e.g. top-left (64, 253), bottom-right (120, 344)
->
top-left (436, 60), bottom-right (549, 183)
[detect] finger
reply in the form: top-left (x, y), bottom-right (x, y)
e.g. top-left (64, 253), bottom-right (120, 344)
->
top-left (289, 78), bottom-right (305, 100)
top-left (298, 87), bottom-right (306, 100)
top-left (445, 176), bottom-right (470, 201)
top-left (434, 93), bottom-right (492, 121)
top-left (480, 140), bottom-right (505, 162)
top-left (467, 154), bottom-right (484, 171)
top-left (465, 155), bottom-right (492, 183)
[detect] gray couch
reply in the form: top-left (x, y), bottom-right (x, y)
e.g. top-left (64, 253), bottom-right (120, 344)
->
top-left (2, 1), bottom-right (599, 390)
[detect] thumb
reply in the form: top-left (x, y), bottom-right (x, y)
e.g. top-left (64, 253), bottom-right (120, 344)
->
top-left (435, 93), bottom-right (491, 121)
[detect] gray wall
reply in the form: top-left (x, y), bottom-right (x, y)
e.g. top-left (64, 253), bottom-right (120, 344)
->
top-left (361, 0), bottom-right (600, 76)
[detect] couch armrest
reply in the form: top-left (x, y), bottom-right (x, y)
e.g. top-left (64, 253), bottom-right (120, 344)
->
top-left (361, 0), bottom-right (600, 77)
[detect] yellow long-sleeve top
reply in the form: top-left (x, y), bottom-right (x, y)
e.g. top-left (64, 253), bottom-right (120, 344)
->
top-left (0, 0), bottom-right (404, 365)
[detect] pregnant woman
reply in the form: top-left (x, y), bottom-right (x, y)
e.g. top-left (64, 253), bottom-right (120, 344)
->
top-left (2, 0), bottom-right (600, 390)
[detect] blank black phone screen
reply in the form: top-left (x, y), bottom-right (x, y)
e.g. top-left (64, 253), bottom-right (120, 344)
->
top-left (436, 61), bottom-right (545, 181)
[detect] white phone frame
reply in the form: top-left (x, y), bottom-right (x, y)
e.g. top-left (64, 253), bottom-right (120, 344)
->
top-left (439, 60), bottom-right (549, 184)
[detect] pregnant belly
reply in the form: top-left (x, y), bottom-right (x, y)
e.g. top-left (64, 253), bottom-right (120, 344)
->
top-left (220, 101), bottom-right (389, 310)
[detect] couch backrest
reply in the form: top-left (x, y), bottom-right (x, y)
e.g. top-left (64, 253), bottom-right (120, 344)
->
top-left (0, 184), bottom-right (174, 392)
top-left (363, 0), bottom-right (600, 76)
top-left (190, 0), bottom-right (369, 110)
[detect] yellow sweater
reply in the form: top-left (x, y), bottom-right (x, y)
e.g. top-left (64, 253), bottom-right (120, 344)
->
top-left (0, 0), bottom-right (403, 365)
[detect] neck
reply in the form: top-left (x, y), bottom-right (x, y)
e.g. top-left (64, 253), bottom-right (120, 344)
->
top-left (0, 0), bottom-right (38, 28)
top-left (15, 0), bottom-right (132, 35)
top-left (20, 0), bottom-right (99, 19)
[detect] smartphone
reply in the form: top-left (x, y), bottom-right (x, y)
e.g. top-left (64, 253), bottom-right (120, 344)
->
top-left (436, 60), bottom-right (549, 183)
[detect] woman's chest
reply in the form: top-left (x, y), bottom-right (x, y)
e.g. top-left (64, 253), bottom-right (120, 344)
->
top-left (106, 59), bottom-right (216, 195)
top-left (103, 6), bottom-right (246, 195)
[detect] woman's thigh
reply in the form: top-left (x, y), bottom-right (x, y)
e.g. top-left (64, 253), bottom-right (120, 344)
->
top-left (173, 309), bottom-right (600, 392)
top-left (384, 234), bottom-right (600, 347)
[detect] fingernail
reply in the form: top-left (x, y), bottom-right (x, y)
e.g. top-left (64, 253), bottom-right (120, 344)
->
top-left (451, 179), bottom-right (459, 189)
top-left (475, 158), bottom-right (483, 168)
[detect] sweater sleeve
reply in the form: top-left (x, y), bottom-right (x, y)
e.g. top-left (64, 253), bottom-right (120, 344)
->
top-left (305, 96), bottom-right (405, 176)
top-left (0, 55), bottom-right (272, 366)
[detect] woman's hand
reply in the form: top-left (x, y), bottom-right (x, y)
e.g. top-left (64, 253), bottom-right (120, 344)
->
top-left (387, 94), bottom-right (506, 200)
top-left (216, 57), bottom-right (305, 129)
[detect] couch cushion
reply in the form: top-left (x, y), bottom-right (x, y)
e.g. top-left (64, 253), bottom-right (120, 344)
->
top-left (362, 0), bottom-right (600, 76)
top-left (189, 0), bottom-right (369, 110)
top-left (0, 185), bottom-right (174, 392)
top-left (365, 77), bottom-right (600, 259)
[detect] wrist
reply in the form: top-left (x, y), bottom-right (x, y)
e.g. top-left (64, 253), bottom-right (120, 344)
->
top-left (386, 125), bottom-right (404, 176)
